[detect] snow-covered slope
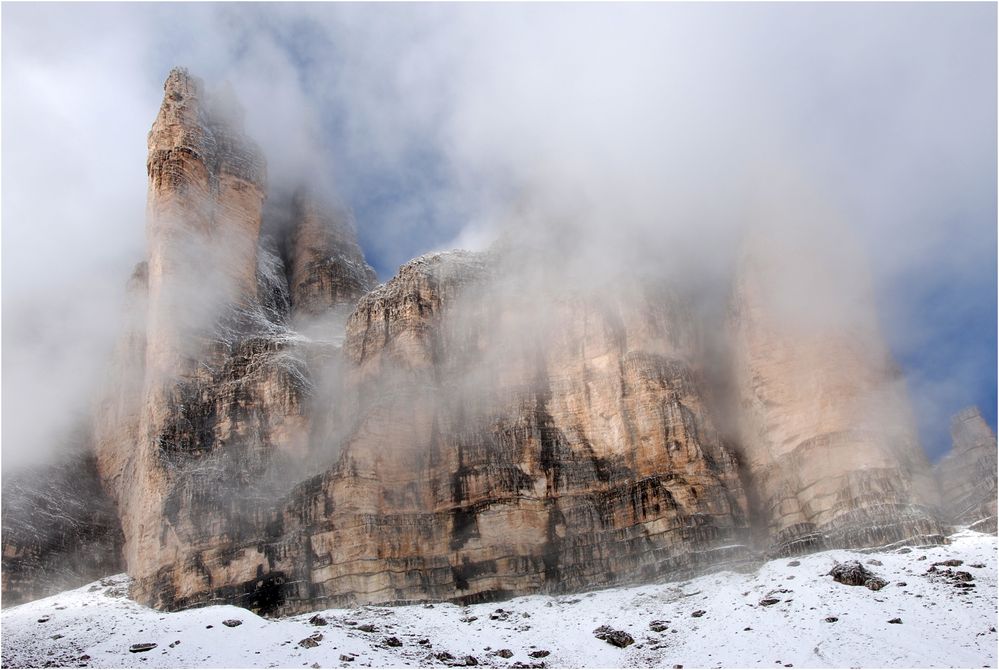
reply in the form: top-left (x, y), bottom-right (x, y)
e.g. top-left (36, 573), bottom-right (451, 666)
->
top-left (2, 530), bottom-right (995, 669)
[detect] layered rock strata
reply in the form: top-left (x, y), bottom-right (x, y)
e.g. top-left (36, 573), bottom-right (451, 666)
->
top-left (936, 407), bottom-right (998, 533)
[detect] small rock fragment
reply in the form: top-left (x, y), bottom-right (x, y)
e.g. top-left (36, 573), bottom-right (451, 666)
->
top-left (825, 616), bottom-right (838, 623)
top-left (691, 610), bottom-right (706, 618)
top-left (383, 637), bottom-right (402, 647)
top-left (308, 614), bottom-right (328, 626)
top-left (222, 619), bottom-right (242, 628)
top-left (888, 618), bottom-right (902, 624)
top-left (129, 644), bottom-right (157, 653)
top-left (494, 650), bottom-right (514, 658)
top-left (355, 624), bottom-right (377, 633)
top-left (759, 598), bottom-right (780, 607)
top-left (529, 650), bottom-right (550, 658)
top-left (649, 621), bottom-right (669, 632)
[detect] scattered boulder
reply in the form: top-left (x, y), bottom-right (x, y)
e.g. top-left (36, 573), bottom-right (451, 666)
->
top-left (356, 624), bottom-right (377, 633)
top-left (788, 560), bottom-right (800, 567)
top-left (594, 625), bottom-right (635, 648)
top-left (691, 610), bottom-right (706, 618)
top-left (888, 618), bottom-right (902, 624)
top-left (494, 649), bottom-right (514, 658)
top-left (309, 614), bottom-right (328, 626)
top-left (896, 548), bottom-right (912, 554)
top-left (463, 656), bottom-right (478, 666)
top-left (436, 652), bottom-right (455, 662)
top-left (824, 617), bottom-right (838, 623)
top-left (340, 654), bottom-right (354, 662)
top-left (649, 621), bottom-right (669, 632)
top-left (934, 559), bottom-right (963, 567)
top-left (128, 643), bottom-right (157, 653)
top-left (970, 563), bottom-right (985, 569)
top-left (37, 616), bottom-right (50, 624)
top-left (828, 561), bottom-right (887, 591)
top-left (168, 641), bottom-right (181, 648)
top-left (383, 637), bottom-right (402, 647)
top-left (529, 650), bottom-right (550, 658)
top-left (460, 616), bottom-right (479, 623)
top-left (759, 598), bottom-right (780, 607)
top-left (419, 639), bottom-right (431, 646)
top-left (867, 559), bottom-right (883, 566)
top-left (222, 619), bottom-right (242, 628)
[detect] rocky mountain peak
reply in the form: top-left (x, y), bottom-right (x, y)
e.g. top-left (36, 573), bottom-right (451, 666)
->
top-left (0, 68), bottom-right (986, 613)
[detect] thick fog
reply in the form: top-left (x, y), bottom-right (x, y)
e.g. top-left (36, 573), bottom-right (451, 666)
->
top-left (2, 3), bottom-right (995, 471)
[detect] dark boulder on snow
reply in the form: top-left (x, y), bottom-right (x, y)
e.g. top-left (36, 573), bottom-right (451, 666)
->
top-left (828, 561), bottom-right (887, 590)
top-left (593, 625), bottom-right (635, 647)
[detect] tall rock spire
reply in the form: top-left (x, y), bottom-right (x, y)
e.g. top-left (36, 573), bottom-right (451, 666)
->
top-left (286, 189), bottom-right (377, 331)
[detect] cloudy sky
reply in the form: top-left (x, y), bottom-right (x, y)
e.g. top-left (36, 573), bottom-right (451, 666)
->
top-left (2, 2), bottom-right (995, 468)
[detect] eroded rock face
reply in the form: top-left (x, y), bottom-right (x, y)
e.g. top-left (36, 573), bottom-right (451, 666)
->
top-left (728, 235), bottom-right (944, 556)
top-left (936, 407), bottom-right (998, 533)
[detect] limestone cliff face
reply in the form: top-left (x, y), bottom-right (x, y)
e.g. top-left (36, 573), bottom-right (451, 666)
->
top-left (729, 237), bottom-right (944, 556)
top-left (936, 407), bottom-right (998, 533)
top-left (254, 252), bottom-right (751, 609)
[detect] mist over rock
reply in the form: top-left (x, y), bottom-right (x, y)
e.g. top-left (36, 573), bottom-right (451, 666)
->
top-left (935, 407), bottom-right (998, 533)
top-left (1, 69), bottom-right (991, 615)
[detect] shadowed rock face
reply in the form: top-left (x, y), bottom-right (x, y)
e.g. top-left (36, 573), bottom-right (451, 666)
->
top-left (1, 68), bottom-right (971, 613)
top-left (1, 443), bottom-right (125, 606)
top-left (936, 407), bottom-right (998, 533)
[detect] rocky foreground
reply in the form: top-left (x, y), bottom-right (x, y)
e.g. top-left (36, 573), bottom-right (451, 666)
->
top-left (2, 529), bottom-right (994, 669)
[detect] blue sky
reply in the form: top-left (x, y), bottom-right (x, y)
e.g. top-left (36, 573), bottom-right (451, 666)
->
top-left (2, 3), bottom-right (995, 466)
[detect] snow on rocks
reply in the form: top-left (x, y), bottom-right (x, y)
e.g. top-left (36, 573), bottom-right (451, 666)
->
top-left (1, 531), bottom-right (996, 668)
